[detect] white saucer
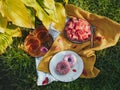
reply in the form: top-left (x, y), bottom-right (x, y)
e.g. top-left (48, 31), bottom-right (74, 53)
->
top-left (49, 50), bottom-right (84, 82)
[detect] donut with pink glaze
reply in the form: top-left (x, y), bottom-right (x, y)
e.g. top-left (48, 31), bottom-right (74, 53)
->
top-left (63, 54), bottom-right (77, 67)
top-left (56, 61), bottom-right (70, 75)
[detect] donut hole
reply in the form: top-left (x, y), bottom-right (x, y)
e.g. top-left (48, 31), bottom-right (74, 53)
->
top-left (68, 58), bottom-right (72, 62)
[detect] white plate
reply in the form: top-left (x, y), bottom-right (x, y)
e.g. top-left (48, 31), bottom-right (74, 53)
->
top-left (49, 50), bottom-right (84, 82)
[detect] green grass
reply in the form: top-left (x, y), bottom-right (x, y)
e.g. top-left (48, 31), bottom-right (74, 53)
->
top-left (0, 0), bottom-right (120, 90)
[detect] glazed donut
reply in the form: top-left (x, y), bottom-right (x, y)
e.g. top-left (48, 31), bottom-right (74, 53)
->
top-left (63, 54), bottom-right (77, 67)
top-left (56, 61), bottom-right (70, 75)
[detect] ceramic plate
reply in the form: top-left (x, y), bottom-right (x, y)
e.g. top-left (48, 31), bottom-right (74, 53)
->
top-left (49, 50), bottom-right (84, 82)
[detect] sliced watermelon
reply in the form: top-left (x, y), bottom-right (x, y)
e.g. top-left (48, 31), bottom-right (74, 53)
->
top-left (65, 17), bottom-right (91, 42)
top-left (67, 21), bottom-right (74, 29)
top-left (72, 33), bottom-right (79, 40)
top-left (82, 33), bottom-right (88, 40)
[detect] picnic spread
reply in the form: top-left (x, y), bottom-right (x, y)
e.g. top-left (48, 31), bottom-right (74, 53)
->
top-left (1, 0), bottom-right (120, 86)
top-left (34, 4), bottom-right (120, 85)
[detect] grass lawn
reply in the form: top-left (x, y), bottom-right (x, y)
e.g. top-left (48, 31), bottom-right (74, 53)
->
top-left (0, 0), bottom-right (120, 90)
